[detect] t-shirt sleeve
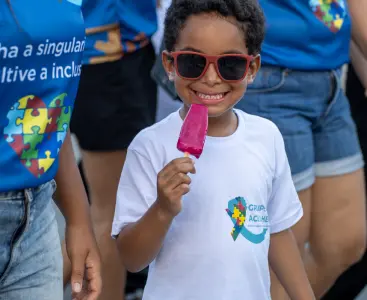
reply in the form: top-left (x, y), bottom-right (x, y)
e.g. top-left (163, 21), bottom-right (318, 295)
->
top-left (267, 126), bottom-right (303, 234)
top-left (111, 147), bottom-right (158, 238)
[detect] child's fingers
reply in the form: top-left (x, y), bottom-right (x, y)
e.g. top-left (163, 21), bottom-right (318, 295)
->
top-left (158, 161), bottom-right (195, 184)
top-left (165, 172), bottom-right (191, 191)
top-left (172, 183), bottom-right (191, 197)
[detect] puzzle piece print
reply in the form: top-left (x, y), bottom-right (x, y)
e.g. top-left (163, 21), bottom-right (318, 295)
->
top-left (232, 207), bottom-right (240, 219)
top-left (57, 106), bottom-right (71, 132)
top-left (4, 107), bottom-right (25, 143)
top-left (333, 15), bottom-right (343, 30)
top-left (237, 200), bottom-right (245, 212)
top-left (5, 134), bottom-right (28, 156)
top-left (21, 126), bottom-right (44, 161)
top-left (34, 131), bottom-right (59, 160)
top-left (38, 150), bottom-right (55, 173)
top-left (49, 93), bottom-right (67, 108)
top-left (16, 108), bottom-right (51, 134)
top-left (310, 0), bottom-right (346, 32)
top-left (21, 159), bottom-right (44, 178)
top-left (18, 95), bottom-right (46, 109)
top-left (4, 93), bottom-right (71, 178)
top-left (56, 123), bottom-right (68, 152)
top-left (45, 107), bottom-right (62, 133)
top-left (18, 95), bottom-right (35, 109)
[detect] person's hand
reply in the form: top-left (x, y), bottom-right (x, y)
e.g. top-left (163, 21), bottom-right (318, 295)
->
top-left (65, 223), bottom-right (102, 300)
top-left (156, 157), bottom-right (196, 217)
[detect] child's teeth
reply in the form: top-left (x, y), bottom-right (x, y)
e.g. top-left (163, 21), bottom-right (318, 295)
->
top-left (197, 93), bottom-right (223, 100)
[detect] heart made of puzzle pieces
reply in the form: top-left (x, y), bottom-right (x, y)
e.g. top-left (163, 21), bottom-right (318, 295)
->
top-left (309, 0), bottom-right (346, 33)
top-left (3, 94), bottom-right (71, 178)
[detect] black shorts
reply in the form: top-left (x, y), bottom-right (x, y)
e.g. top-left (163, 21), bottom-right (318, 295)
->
top-left (71, 43), bottom-right (157, 151)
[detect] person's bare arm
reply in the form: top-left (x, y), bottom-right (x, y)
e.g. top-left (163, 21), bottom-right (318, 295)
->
top-left (350, 40), bottom-right (367, 95)
top-left (116, 157), bottom-right (195, 272)
top-left (269, 230), bottom-right (315, 300)
top-left (117, 202), bottom-right (174, 272)
top-left (55, 132), bottom-right (91, 225)
top-left (55, 132), bottom-right (101, 300)
top-left (349, 0), bottom-right (367, 58)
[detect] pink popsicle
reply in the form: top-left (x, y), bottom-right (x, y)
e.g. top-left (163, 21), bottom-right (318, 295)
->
top-left (177, 104), bottom-right (208, 158)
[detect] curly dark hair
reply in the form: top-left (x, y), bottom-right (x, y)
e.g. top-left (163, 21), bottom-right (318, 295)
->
top-left (163, 0), bottom-right (265, 55)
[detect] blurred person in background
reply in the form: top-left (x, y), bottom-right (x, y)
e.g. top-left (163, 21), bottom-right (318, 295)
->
top-left (0, 1), bottom-right (101, 299)
top-left (63, 0), bottom-right (158, 299)
top-left (234, 1), bottom-right (367, 299)
top-left (322, 43), bottom-right (367, 300)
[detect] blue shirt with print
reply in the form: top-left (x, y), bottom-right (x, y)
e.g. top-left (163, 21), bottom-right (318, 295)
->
top-left (0, 0), bottom-right (85, 191)
top-left (260, 0), bottom-right (351, 70)
top-left (82, 0), bottom-right (121, 64)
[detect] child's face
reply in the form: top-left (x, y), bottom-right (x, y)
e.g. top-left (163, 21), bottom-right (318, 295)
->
top-left (163, 13), bottom-right (260, 117)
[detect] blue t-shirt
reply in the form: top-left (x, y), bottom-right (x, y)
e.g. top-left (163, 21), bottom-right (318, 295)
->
top-left (82, 0), bottom-right (122, 65)
top-left (118, 0), bottom-right (157, 53)
top-left (0, 0), bottom-right (85, 192)
top-left (260, 0), bottom-right (351, 70)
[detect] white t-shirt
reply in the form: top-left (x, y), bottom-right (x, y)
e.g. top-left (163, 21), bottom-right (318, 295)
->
top-left (112, 109), bottom-right (303, 300)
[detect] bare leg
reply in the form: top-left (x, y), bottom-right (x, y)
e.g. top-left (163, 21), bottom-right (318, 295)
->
top-left (306, 169), bottom-right (366, 298)
top-left (82, 150), bottom-right (127, 300)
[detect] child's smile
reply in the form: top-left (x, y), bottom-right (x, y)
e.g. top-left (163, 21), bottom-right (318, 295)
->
top-left (189, 88), bottom-right (230, 106)
top-left (163, 13), bottom-right (260, 119)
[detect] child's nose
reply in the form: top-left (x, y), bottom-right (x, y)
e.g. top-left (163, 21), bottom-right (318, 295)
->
top-left (202, 63), bottom-right (221, 85)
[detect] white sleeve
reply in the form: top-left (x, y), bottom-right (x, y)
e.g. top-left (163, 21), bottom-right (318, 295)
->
top-left (268, 127), bottom-right (303, 234)
top-left (111, 148), bottom-right (158, 238)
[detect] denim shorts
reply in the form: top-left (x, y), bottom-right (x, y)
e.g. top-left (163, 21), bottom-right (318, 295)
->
top-left (0, 180), bottom-right (62, 299)
top-left (236, 66), bottom-right (364, 191)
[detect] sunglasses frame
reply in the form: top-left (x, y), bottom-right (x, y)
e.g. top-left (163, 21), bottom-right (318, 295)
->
top-left (165, 50), bottom-right (254, 83)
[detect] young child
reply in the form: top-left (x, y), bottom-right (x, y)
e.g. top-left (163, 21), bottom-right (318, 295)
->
top-left (112, 0), bottom-right (315, 299)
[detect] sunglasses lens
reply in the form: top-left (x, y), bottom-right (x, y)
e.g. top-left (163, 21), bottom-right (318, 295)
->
top-left (177, 53), bottom-right (206, 79)
top-left (218, 56), bottom-right (248, 81)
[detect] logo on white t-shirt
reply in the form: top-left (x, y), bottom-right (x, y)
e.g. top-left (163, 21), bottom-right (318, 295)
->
top-left (226, 197), bottom-right (269, 244)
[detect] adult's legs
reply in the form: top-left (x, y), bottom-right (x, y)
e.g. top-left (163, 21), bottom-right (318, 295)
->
top-left (304, 68), bottom-right (366, 298)
top-left (306, 169), bottom-right (366, 297)
top-left (322, 64), bottom-right (367, 300)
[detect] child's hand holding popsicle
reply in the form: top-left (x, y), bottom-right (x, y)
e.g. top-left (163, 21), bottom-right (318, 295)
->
top-left (157, 157), bottom-right (196, 217)
top-left (156, 104), bottom-right (208, 218)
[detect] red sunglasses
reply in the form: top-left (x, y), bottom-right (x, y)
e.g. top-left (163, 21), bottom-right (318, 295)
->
top-left (165, 50), bottom-right (254, 83)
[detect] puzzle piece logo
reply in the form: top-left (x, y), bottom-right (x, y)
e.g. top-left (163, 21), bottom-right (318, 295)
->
top-left (226, 197), bottom-right (268, 244)
top-left (3, 94), bottom-right (71, 178)
top-left (309, 0), bottom-right (347, 33)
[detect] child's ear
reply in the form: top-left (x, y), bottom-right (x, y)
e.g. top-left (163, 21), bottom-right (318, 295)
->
top-left (247, 54), bottom-right (261, 84)
top-left (162, 50), bottom-right (175, 81)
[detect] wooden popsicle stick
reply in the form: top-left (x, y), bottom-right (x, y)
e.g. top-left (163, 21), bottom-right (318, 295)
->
top-left (184, 152), bottom-right (189, 157)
